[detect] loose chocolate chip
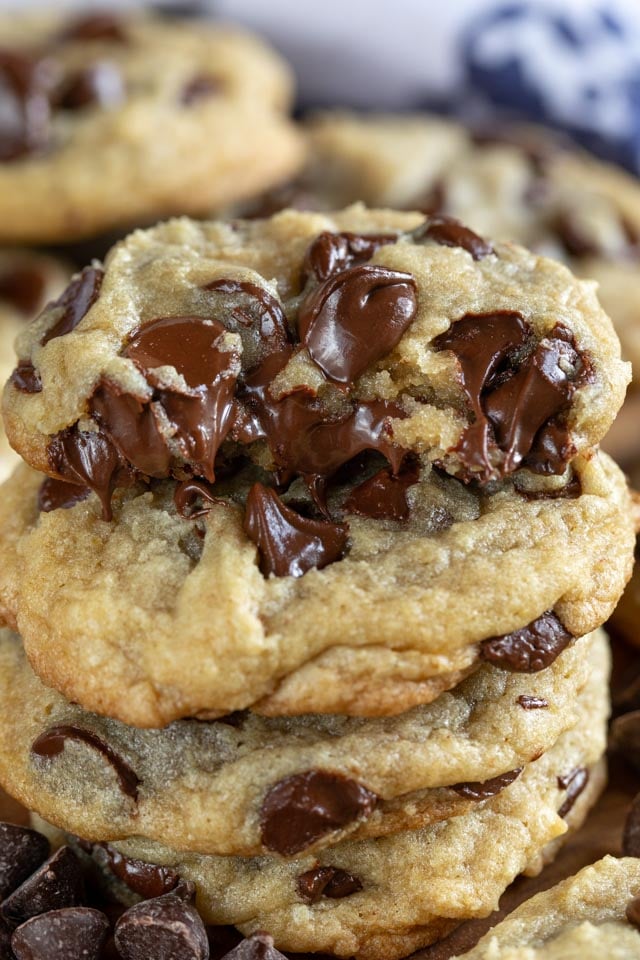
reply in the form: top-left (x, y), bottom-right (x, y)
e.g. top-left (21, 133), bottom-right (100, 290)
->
top-left (481, 611), bottom-right (574, 673)
top-left (0, 263), bottom-right (46, 316)
top-left (11, 907), bottom-right (109, 960)
top-left (302, 231), bottom-right (397, 283)
top-left (244, 483), bottom-right (348, 578)
top-left (202, 279), bottom-right (290, 373)
top-left (517, 695), bottom-right (549, 710)
top-left (38, 477), bottom-right (90, 513)
top-left (47, 428), bottom-right (129, 522)
top-left (219, 932), bottom-right (287, 960)
top-left (623, 793), bottom-right (640, 858)
top-left (0, 825), bottom-right (49, 902)
top-left (611, 712), bottom-right (640, 768)
top-left (31, 725), bottom-right (140, 801)
top-left (557, 767), bottom-right (589, 819)
top-left (296, 866), bottom-right (362, 904)
top-left (1, 848), bottom-right (84, 929)
top-left (59, 13), bottom-right (128, 43)
top-left (343, 459), bottom-right (419, 521)
top-left (451, 768), bottom-right (523, 800)
top-left (627, 894), bottom-right (640, 930)
top-left (10, 361), bottom-right (41, 394)
top-left (0, 51), bottom-right (52, 162)
top-left (90, 844), bottom-right (180, 900)
top-left (40, 267), bottom-right (104, 346)
top-left (260, 770), bottom-right (377, 856)
top-left (114, 890), bottom-right (209, 960)
top-left (414, 215), bottom-right (494, 260)
top-left (298, 264), bottom-right (417, 385)
top-left (181, 74), bottom-right (221, 105)
top-left (56, 63), bottom-right (124, 111)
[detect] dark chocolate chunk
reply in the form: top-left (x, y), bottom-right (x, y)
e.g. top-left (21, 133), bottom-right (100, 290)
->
top-left (610, 711), bottom-right (640, 768)
top-left (202, 279), bottom-right (290, 373)
top-left (174, 479), bottom-right (217, 519)
top-left (0, 263), bottom-right (46, 316)
top-left (56, 63), bottom-right (124, 111)
top-left (414, 215), bottom-right (493, 260)
top-left (218, 932), bottom-right (286, 960)
top-left (627, 894), bottom-right (640, 930)
top-left (11, 907), bottom-right (109, 960)
top-left (302, 231), bottom-right (397, 283)
top-left (10, 360), bottom-right (41, 394)
top-left (181, 74), bottom-right (220, 105)
top-left (114, 890), bottom-right (209, 960)
top-left (47, 428), bottom-right (129, 522)
top-left (517, 695), bottom-right (549, 710)
top-left (296, 866), bottom-right (362, 904)
top-left (343, 459), bottom-right (419, 521)
top-left (481, 611), bottom-right (573, 673)
top-left (59, 13), bottom-right (128, 43)
top-left (31, 725), bottom-right (140, 801)
top-left (450, 767), bottom-right (522, 800)
top-left (38, 477), bottom-right (90, 513)
top-left (623, 792), bottom-right (640, 859)
top-left (0, 51), bottom-right (52, 162)
top-left (244, 483), bottom-right (348, 578)
top-left (1, 848), bottom-right (84, 929)
top-left (40, 267), bottom-right (104, 346)
top-left (91, 844), bottom-right (180, 900)
top-left (557, 767), bottom-right (589, 819)
top-left (0, 824), bottom-right (49, 901)
top-left (260, 770), bottom-right (377, 855)
top-left (298, 265), bottom-right (417, 385)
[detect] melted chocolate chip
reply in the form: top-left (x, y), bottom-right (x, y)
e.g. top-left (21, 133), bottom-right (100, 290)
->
top-left (0, 824), bottom-right (50, 901)
top-left (114, 890), bottom-right (208, 960)
top-left (414, 215), bottom-right (493, 260)
top-left (627, 894), bottom-right (640, 930)
top-left (515, 474), bottom-right (582, 501)
top-left (481, 611), bottom-right (574, 672)
top-left (220, 933), bottom-right (287, 960)
top-left (10, 360), bottom-right (41, 394)
top-left (623, 793), bottom-right (640, 857)
top-left (92, 844), bottom-right (180, 900)
top-left (56, 63), bottom-right (124, 111)
top-left (302, 231), bottom-right (397, 283)
top-left (181, 74), bottom-right (221, 105)
top-left (451, 767), bottom-right (523, 800)
top-left (298, 265), bottom-right (417, 385)
top-left (59, 13), bottom-right (128, 43)
top-left (296, 866), bottom-right (362, 904)
top-left (1, 848), bottom-right (84, 929)
top-left (47, 428), bottom-right (129, 522)
top-left (343, 459), bottom-right (419, 521)
top-left (244, 483), bottom-right (348, 578)
top-left (557, 767), bottom-right (589, 819)
top-left (38, 477), bottom-right (90, 513)
top-left (41, 266), bottom-right (104, 346)
top-left (0, 263), bottom-right (46, 315)
top-left (202, 279), bottom-right (290, 372)
top-left (11, 907), bottom-right (109, 960)
top-left (31, 725), bottom-right (140, 801)
top-left (173, 479), bottom-right (217, 519)
top-left (0, 51), bottom-right (52, 162)
top-left (260, 770), bottom-right (377, 856)
top-left (517, 695), bottom-right (549, 710)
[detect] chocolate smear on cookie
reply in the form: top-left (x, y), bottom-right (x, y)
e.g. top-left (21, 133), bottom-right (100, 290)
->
top-left (451, 767), bottom-right (523, 800)
top-left (32, 724), bottom-right (140, 801)
top-left (557, 767), bottom-right (589, 819)
top-left (260, 770), bottom-right (377, 855)
top-left (1, 847), bottom-right (84, 929)
top-left (0, 824), bottom-right (50, 901)
top-left (297, 866), bottom-right (362, 904)
top-left (343, 459), bottom-right (419, 521)
top-left (414, 215), bottom-right (493, 260)
top-left (244, 483), bottom-right (348, 578)
top-left (12, 906), bottom-right (109, 960)
top-left (114, 887), bottom-right (208, 960)
top-left (302, 231), bottom-right (397, 282)
top-left (481, 611), bottom-right (574, 672)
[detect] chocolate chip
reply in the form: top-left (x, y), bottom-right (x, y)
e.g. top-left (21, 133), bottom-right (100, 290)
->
top-left (244, 483), bottom-right (348, 578)
top-left (302, 231), bottom-right (397, 283)
top-left (553, 211), bottom-right (600, 259)
top-left (1, 848), bottom-right (84, 929)
top-left (181, 74), bottom-right (221, 105)
top-left (627, 894), bottom-right (640, 930)
top-left (0, 263), bottom-right (46, 316)
top-left (11, 907), bottom-right (108, 960)
top-left (90, 844), bottom-right (180, 900)
top-left (114, 890), bottom-right (209, 960)
top-left (623, 793), bottom-right (640, 857)
top-left (514, 474), bottom-right (582, 501)
top-left (56, 63), bottom-right (124, 111)
top-left (38, 477), bottom-right (90, 513)
top-left (343, 459), bottom-right (419, 521)
top-left (219, 932), bottom-right (286, 960)
top-left (59, 13), bottom-right (128, 43)
top-left (517, 695), bottom-right (549, 710)
top-left (0, 824), bottom-right (49, 901)
top-left (414, 215), bottom-right (493, 260)
top-left (202, 279), bottom-right (290, 373)
top-left (557, 767), bottom-right (589, 819)
top-left (296, 866), bottom-right (362, 904)
top-left (611, 712), bottom-right (640, 769)
top-left (31, 725), bottom-right (140, 801)
top-left (10, 361), bottom-right (41, 394)
top-left (450, 767), bottom-right (522, 800)
top-left (47, 428), bottom-right (129, 523)
top-left (0, 51), bottom-right (52, 162)
top-left (260, 770), bottom-right (377, 856)
top-left (40, 267), bottom-right (103, 346)
top-left (298, 265), bottom-right (417, 385)
top-left (173, 480), bottom-right (217, 519)
top-left (481, 612), bottom-right (573, 673)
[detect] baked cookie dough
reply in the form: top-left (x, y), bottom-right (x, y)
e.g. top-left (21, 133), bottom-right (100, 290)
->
top-left (0, 627), bottom-right (605, 857)
top-left (41, 670), bottom-right (609, 960)
top-left (458, 855), bottom-right (640, 959)
top-left (0, 9), bottom-right (304, 242)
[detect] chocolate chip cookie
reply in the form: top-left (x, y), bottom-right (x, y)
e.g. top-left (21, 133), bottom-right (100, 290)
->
top-left (459, 855), bottom-right (640, 959)
top-left (0, 627), bottom-right (605, 857)
top-left (0, 10), bottom-right (304, 243)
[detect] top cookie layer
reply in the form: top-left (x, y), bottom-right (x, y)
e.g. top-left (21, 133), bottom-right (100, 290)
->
top-left (0, 9), bottom-right (304, 242)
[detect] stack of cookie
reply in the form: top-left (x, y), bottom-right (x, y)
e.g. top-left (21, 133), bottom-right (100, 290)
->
top-left (0, 205), bottom-right (634, 959)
